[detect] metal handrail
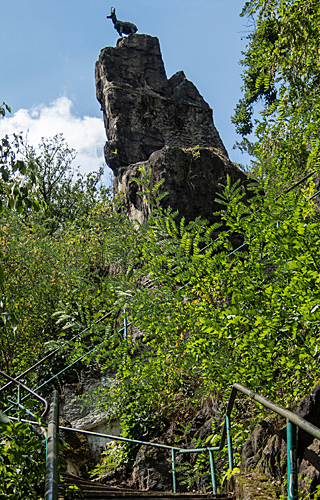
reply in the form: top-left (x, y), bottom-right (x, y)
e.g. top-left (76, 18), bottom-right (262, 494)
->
top-left (0, 369), bottom-right (48, 417)
top-left (219, 383), bottom-right (320, 500)
top-left (220, 383), bottom-right (320, 448)
top-left (59, 425), bottom-right (219, 453)
top-left (6, 412), bottom-right (219, 495)
top-left (2, 342), bottom-right (108, 416)
top-left (59, 426), bottom-right (219, 494)
top-left (0, 308), bottom-right (117, 393)
top-left (3, 319), bottom-right (129, 415)
top-left (10, 380), bottom-right (320, 500)
top-left (44, 390), bottom-right (59, 500)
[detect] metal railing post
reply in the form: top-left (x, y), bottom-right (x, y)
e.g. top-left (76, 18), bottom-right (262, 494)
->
top-left (45, 390), bottom-right (59, 500)
top-left (226, 415), bottom-right (234, 471)
top-left (287, 420), bottom-right (298, 500)
top-left (123, 308), bottom-right (128, 345)
top-left (171, 448), bottom-right (177, 493)
top-left (208, 449), bottom-right (217, 494)
top-left (17, 384), bottom-right (21, 422)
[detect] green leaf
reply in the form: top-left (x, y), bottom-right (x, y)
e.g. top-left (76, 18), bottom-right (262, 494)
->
top-left (1, 168), bottom-right (9, 182)
top-left (32, 199), bottom-right (40, 212)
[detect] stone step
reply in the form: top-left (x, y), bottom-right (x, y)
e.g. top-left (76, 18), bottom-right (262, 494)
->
top-left (61, 473), bottom-right (231, 500)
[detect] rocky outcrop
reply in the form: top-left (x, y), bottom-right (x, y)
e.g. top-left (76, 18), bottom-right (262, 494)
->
top-left (240, 416), bottom-right (287, 482)
top-left (115, 145), bottom-right (247, 226)
top-left (96, 34), bottom-right (248, 225)
top-left (59, 370), bottom-right (116, 430)
top-left (129, 444), bottom-right (174, 491)
top-left (240, 383), bottom-right (320, 498)
top-left (299, 439), bottom-right (320, 496)
top-left (98, 398), bottom-right (222, 492)
top-left (227, 472), bottom-right (279, 500)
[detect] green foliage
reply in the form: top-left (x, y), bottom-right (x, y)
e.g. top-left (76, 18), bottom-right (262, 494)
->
top-left (4, 26), bottom-right (320, 486)
top-left (176, 455), bottom-right (209, 492)
top-left (0, 130), bottom-right (47, 364)
top-left (221, 467), bottom-right (241, 486)
top-left (0, 198), bottom-right (120, 377)
top-left (0, 134), bottom-right (40, 215)
top-left (86, 171), bottom-right (320, 454)
top-left (89, 442), bottom-right (128, 479)
top-left (131, 163), bottom-right (169, 207)
top-left (20, 133), bottom-right (108, 233)
top-left (0, 420), bottom-right (46, 499)
top-left (0, 132), bottom-right (112, 377)
top-left (2, 139), bottom-right (318, 492)
top-left (300, 481), bottom-right (320, 499)
top-left (232, 0), bottom-right (320, 181)
top-left (0, 130), bottom-right (113, 497)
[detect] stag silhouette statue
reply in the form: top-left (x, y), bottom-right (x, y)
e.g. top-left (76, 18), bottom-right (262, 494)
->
top-left (107, 8), bottom-right (138, 37)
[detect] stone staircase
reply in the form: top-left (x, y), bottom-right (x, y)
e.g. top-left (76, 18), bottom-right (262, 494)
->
top-left (60, 473), bottom-right (232, 500)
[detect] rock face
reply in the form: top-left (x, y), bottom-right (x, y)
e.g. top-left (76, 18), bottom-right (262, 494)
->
top-left (96, 34), bottom-right (227, 170)
top-left (129, 444), bottom-right (174, 491)
top-left (59, 371), bottom-right (116, 430)
top-left (101, 398), bottom-right (222, 492)
top-left (95, 34), bottom-right (247, 224)
top-left (115, 145), bottom-right (247, 226)
top-left (59, 371), bottom-right (121, 476)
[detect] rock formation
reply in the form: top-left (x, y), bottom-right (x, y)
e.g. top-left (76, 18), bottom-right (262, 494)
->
top-left (114, 146), bottom-right (248, 226)
top-left (95, 34), bottom-right (248, 225)
top-left (95, 397), bottom-right (221, 492)
top-left (59, 370), bottom-right (121, 475)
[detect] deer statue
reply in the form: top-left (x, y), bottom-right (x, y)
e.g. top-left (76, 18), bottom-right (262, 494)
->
top-left (107, 8), bottom-right (138, 37)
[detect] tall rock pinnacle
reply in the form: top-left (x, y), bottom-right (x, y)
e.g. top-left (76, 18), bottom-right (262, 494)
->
top-left (95, 34), bottom-right (248, 226)
top-left (95, 34), bottom-right (228, 171)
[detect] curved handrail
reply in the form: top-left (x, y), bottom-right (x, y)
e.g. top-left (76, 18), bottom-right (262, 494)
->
top-left (0, 369), bottom-right (48, 417)
top-left (0, 308), bottom-right (117, 392)
top-left (219, 383), bottom-right (320, 500)
top-left (219, 383), bottom-right (320, 450)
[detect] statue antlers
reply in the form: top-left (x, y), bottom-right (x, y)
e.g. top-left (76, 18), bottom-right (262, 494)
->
top-left (107, 8), bottom-right (138, 37)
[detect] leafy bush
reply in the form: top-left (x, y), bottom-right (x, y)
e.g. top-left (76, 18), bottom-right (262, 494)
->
top-left (0, 419), bottom-right (46, 499)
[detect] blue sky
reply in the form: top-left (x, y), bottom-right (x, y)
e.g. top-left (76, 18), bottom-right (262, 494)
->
top-left (1, 0), bottom-right (250, 179)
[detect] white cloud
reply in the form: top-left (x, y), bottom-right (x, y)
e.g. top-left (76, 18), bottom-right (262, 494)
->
top-left (0, 97), bottom-right (108, 176)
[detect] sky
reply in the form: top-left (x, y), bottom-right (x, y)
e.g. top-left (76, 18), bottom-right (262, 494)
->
top-left (1, 0), bottom-right (251, 184)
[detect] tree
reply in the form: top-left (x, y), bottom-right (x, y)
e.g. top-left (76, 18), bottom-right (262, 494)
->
top-left (0, 102), bottom-right (11, 118)
top-left (0, 135), bottom-right (40, 215)
top-left (0, 196), bottom-right (117, 376)
top-left (0, 111), bottom-right (42, 339)
top-left (20, 134), bottom-right (107, 233)
top-left (232, 0), bottom-right (320, 181)
top-left (0, 132), bottom-right (110, 375)
top-left (0, 103), bottom-right (40, 215)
